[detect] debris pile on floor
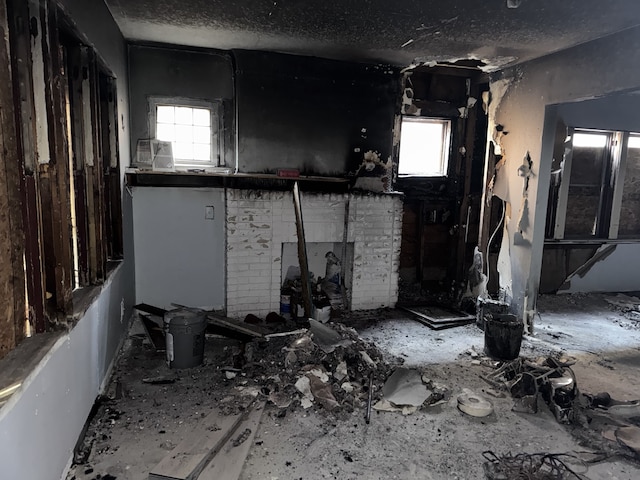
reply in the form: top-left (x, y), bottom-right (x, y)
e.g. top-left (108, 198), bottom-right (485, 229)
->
top-left (223, 319), bottom-right (400, 417)
top-left (581, 390), bottom-right (640, 459)
top-left (604, 293), bottom-right (640, 324)
top-left (482, 355), bottom-right (578, 423)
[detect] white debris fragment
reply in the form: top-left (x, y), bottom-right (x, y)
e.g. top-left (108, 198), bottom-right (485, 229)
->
top-left (225, 371), bottom-right (237, 380)
top-left (309, 368), bottom-right (330, 383)
top-left (295, 376), bottom-right (314, 405)
top-left (360, 351), bottom-right (377, 367)
top-left (341, 382), bottom-right (354, 393)
top-left (334, 361), bottom-right (348, 382)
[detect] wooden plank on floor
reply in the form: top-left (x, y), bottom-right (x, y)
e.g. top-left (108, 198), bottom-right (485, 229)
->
top-left (198, 402), bottom-right (266, 480)
top-left (148, 410), bottom-right (244, 480)
top-left (134, 303), bottom-right (168, 317)
top-left (139, 314), bottom-right (166, 352)
top-left (206, 314), bottom-right (265, 339)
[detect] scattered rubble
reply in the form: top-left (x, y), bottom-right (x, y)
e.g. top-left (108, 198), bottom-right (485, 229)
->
top-left (482, 451), bottom-right (589, 480)
top-left (482, 355), bottom-right (578, 423)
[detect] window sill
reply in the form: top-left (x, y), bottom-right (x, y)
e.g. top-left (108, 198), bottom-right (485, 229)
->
top-left (126, 169), bottom-right (351, 192)
top-left (544, 238), bottom-right (640, 246)
top-left (71, 260), bottom-right (123, 321)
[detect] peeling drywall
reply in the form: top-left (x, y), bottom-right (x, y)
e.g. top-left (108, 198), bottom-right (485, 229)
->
top-left (560, 244), bottom-right (640, 293)
top-left (486, 23), bottom-right (640, 325)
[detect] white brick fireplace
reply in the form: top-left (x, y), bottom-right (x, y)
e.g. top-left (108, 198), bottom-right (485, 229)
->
top-left (225, 189), bottom-right (403, 318)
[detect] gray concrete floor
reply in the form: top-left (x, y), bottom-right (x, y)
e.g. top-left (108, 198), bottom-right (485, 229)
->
top-left (67, 293), bottom-right (640, 480)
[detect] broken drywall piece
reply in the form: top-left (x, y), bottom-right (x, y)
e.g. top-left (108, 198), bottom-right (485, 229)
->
top-left (559, 244), bottom-right (617, 292)
top-left (309, 319), bottom-right (353, 353)
top-left (381, 368), bottom-right (431, 408)
top-left (516, 197), bottom-right (530, 242)
top-left (615, 426), bottom-right (640, 456)
top-left (372, 399), bottom-right (418, 415)
top-left (295, 376), bottom-right (314, 406)
top-left (491, 156), bottom-right (509, 201)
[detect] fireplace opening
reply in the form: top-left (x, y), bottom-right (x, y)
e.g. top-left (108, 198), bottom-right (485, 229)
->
top-left (280, 242), bottom-right (354, 320)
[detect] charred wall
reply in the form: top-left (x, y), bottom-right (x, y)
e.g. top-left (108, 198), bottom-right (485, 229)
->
top-left (396, 67), bottom-right (488, 295)
top-left (129, 46), bottom-right (399, 175)
top-left (234, 50), bottom-right (398, 175)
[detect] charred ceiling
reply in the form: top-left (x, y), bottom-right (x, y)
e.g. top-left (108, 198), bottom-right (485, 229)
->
top-left (105, 0), bottom-right (640, 69)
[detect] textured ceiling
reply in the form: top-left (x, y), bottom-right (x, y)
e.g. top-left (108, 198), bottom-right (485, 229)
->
top-left (105, 0), bottom-right (640, 69)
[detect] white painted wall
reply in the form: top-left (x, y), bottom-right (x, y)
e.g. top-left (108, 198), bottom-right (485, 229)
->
top-left (132, 187), bottom-right (226, 310)
top-left (561, 243), bottom-right (640, 293)
top-left (0, 266), bottom-right (128, 480)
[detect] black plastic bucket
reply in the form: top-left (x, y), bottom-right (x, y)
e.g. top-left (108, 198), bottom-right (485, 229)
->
top-left (484, 314), bottom-right (523, 360)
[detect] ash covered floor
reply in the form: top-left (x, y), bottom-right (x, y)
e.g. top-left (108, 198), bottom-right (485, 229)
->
top-left (67, 294), bottom-right (640, 480)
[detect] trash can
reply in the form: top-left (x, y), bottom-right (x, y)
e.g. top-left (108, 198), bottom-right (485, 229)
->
top-left (484, 314), bottom-right (523, 360)
top-left (164, 310), bottom-right (207, 369)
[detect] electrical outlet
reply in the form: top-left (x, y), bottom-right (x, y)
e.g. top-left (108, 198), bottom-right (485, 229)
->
top-left (205, 205), bottom-right (215, 220)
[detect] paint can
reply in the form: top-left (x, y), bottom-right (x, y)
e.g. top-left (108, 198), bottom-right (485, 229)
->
top-left (484, 314), bottom-right (523, 360)
top-left (280, 294), bottom-right (291, 318)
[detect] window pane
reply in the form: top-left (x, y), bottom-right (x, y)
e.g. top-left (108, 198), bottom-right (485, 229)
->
top-left (173, 142), bottom-right (193, 160)
top-left (564, 185), bottom-right (601, 237)
top-left (193, 108), bottom-right (211, 127)
top-left (564, 133), bottom-right (608, 237)
top-left (193, 143), bottom-right (211, 161)
top-left (572, 132), bottom-right (608, 148)
top-left (175, 124), bottom-right (193, 143)
top-left (175, 106), bottom-right (193, 125)
top-left (568, 138), bottom-right (606, 186)
top-left (618, 134), bottom-right (640, 236)
top-left (157, 105), bottom-right (174, 123)
top-left (398, 118), bottom-right (449, 176)
top-left (156, 123), bottom-right (175, 142)
top-left (152, 101), bottom-right (217, 167)
top-left (193, 126), bottom-right (210, 144)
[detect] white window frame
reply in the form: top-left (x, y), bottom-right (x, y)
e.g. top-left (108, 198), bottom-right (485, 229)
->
top-left (398, 116), bottom-right (452, 177)
top-left (148, 96), bottom-right (222, 170)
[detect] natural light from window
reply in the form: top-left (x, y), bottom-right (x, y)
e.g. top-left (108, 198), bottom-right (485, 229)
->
top-left (156, 105), bottom-right (212, 165)
top-left (572, 132), bottom-right (608, 148)
top-left (628, 134), bottom-right (640, 149)
top-left (398, 117), bottom-right (451, 176)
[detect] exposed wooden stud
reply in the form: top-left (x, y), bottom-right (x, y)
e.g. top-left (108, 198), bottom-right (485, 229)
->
top-left (87, 49), bottom-right (106, 279)
top-left (0, 0), bottom-right (27, 357)
top-left (479, 142), bottom-right (498, 258)
top-left (100, 75), bottom-right (123, 258)
top-left (454, 83), bottom-right (480, 286)
top-left (8, 0), bottom-right (47, 332)
top-left (39, 0), bottom-right (73, 315)
top-left (76, 46), bottom-right (99, 284)
top-left (67, 43), bottom-right (89, 285)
